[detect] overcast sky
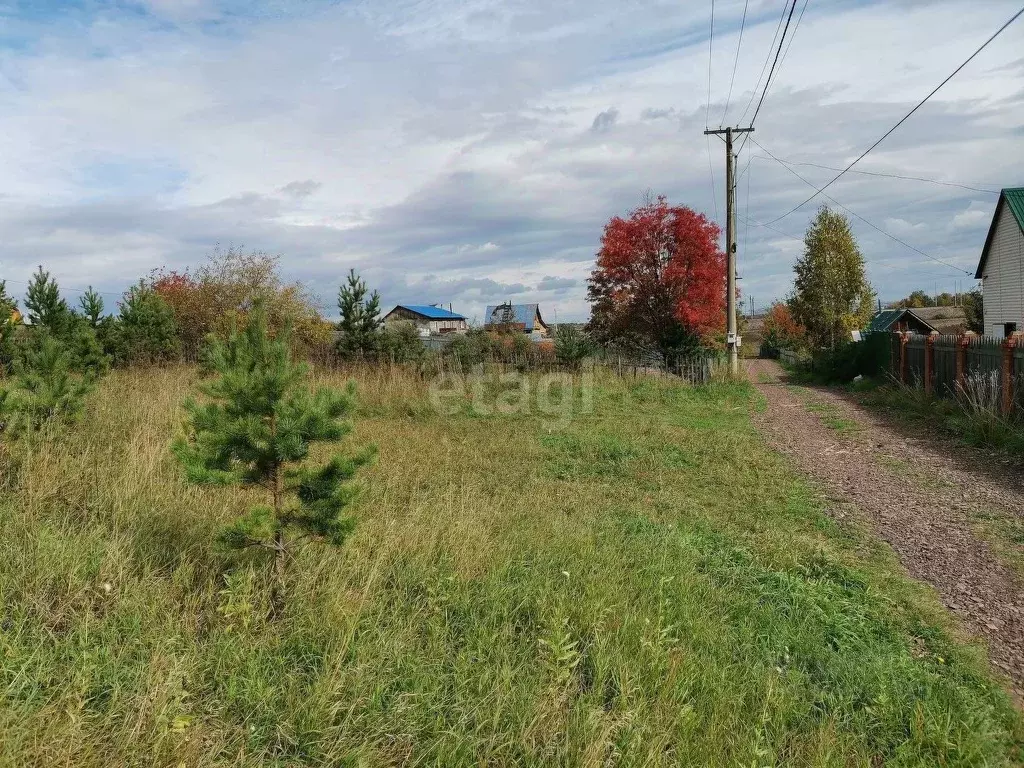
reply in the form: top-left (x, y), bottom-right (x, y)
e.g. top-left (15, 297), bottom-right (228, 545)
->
top-left (1, 0), bottom-right (1022, 321)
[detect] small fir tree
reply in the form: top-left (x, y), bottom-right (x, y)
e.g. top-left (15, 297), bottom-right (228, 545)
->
top-left (0, 332), bottom-right (94, 437)
top-left (336, 269), bottom-right (381, 359)
top-left (116, 281), bottom-right (181, 365)
top-left (173, 304), bottom-right (373, 604)
top-left (79, 287), bottom-right (105, 328)
top-left (24, 266), bottom-right (71, 332)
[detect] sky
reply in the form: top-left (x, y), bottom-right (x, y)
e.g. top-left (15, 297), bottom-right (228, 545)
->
top-left (0, 0), bottom-right (1022, 322)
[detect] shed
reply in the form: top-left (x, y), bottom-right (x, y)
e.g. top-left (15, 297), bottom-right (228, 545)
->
top-left (974, 187), bottom-right (1024, 338)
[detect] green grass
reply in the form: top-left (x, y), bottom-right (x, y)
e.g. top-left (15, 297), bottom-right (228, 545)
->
top-left (0, 366), bottom-right (1020, 766)
top-left (802, 401), bottom-right (862, 435)
top-left (858, 383), bottom-right (1024, 460)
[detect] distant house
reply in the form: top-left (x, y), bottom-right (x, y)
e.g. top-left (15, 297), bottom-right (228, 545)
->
top-left (484, 303), bottom-right (549, 337)
top-left (383, 305), bottom-right (467, 335)
top-left (866, 306), bottom-right (967, 336)
top-left (974, 187), bottom-right (1024, 338)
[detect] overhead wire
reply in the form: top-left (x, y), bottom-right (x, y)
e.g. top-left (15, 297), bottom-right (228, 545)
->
top-left (748, 0), bottom-right (798, 129)
top-left (755, 158), bottom-right (998, 195)
top-left (720, 0), bottom-right (750, 126)
top-left (764, 5), bottom-right (1024, 225)
top-left (737, 0), bottom-right (791, 127)
top-left (749, 138), bottom-right (971, 274)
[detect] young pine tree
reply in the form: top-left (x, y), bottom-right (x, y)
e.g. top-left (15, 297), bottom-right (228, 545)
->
top-left (174, 304), bottom-right (374, 604)
top-left (336, 269), bottom-right (382, 359)
top-left (78, 287), bottom-right (104, 328)
top-left (0, 332), bottom-right (94, 437)
top-left (24, 266), bottom-right (71, 332)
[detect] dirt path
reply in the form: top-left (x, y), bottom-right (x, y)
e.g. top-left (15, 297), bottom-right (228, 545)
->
top-left (747, 358), bottom-right (1024, 701)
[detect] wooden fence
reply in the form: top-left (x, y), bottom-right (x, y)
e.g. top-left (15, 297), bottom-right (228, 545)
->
top-left (889, 331), bottom-right (1024, 414)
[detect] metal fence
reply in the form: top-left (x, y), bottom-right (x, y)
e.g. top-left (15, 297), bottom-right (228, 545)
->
top-left (888, 331), bottom-right (1024, 414)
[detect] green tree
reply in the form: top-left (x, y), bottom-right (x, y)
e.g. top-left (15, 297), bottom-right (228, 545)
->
top-left (79, 287), bottom-right (105, 327)
top-left (964, 288), bottom-right (984, 334)
top-left (336, 269), bottom-right (381, 359)
top-left (24, 266), bottom-right (71, 332)
top-left (0, 281), bottom-right (20, 370)
top-left (173, 304), bottom-right (374, 606)
top-left (0, 332), bottom-right (94, 437)
top-left (554, 325), bottom-right (594, 371)
top-left (788, 206), bottom-right (875, 349)
top-left (378, 321), bottom-right (425, 364)
top-left (899, 290), bottom-right (933, 309)
top-left (115, 281), bottom-right (180, 365)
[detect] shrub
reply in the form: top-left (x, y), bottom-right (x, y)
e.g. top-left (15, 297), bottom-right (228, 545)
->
top-left (152, 246), bottom-right (322, 360)
top-left (554, 325), bottom-right (594, 370)
top-left (378, 321), bottom-right (425, 364)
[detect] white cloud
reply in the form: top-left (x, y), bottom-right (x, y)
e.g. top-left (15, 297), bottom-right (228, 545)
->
top-left (0, 0), bottom-right (1021, 317)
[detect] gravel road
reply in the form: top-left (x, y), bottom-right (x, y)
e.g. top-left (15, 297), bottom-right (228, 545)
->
top-left (747, 359), bottom-right (1024, 702)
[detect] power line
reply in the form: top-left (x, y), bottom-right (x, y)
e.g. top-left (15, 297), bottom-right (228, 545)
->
top-left (705, 0), bottom-right (715, 129)
top-left (766, 5), bottom-right (1024, 225)
top-left (749, 138), bottom-right (971, 275)
top-left (774, 0), bottom-right (809, 77)
top-left (706, 134), bottom-right (720, 224)
top-left (0, 276), bottom-right (123, 298)
top-left (737, 0), bottom-right (791, 127)
top-left (720, 0), bottom-right (750, 126)
top-left (748, 0), bottom-right (798, 128)
top-left (756, 157), bottom-right (999, 195)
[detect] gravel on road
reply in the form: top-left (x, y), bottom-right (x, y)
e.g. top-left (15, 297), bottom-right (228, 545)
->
top-left (747, 359), bottom-right (1024, 702)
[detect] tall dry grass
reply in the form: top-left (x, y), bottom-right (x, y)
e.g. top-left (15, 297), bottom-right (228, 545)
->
top-left (0, 364), bottom-right (1020, 766)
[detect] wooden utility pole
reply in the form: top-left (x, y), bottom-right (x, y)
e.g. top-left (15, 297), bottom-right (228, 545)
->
top-left (704, 126), bottom-right (753, 375)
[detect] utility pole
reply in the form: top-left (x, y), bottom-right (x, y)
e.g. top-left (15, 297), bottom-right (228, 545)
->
top-left (704, 125), bottom-right (753, 376)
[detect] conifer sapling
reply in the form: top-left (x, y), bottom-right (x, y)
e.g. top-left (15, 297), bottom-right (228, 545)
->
top-left (173, 304), bottom-right (373, 600)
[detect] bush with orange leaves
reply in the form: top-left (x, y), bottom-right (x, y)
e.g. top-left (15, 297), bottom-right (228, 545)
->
top-left (761, 303), bottom-right (807, 355)
top-left (151, 247), bottom-right (330, 361)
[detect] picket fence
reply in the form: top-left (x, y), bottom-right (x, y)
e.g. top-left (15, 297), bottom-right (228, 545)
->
top-left (889, 331), bottom-right (1024, 414)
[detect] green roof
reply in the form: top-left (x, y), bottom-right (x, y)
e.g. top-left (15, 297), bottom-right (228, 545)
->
top-left (975, 187), bottom-right (1024, 279)
top-left (1006, 188), bottom-right (1024, 231)
top-left (866, 309), bottom-right (903, 333)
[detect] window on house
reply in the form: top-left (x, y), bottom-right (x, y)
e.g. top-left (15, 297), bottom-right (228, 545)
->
top-left (1005, 322), bottom-right (1018, 337)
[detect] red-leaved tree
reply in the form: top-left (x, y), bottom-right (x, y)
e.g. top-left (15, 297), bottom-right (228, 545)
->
top-left (586, 196), bottom-right (726, 363)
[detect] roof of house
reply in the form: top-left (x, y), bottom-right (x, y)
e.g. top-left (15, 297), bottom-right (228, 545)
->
top-left (866, 306), bottom-right (967, 335)
top-left (906, 306), bottom-right (966, 335)
top-left (484, 303), bottom-right (547, 331)
top-left (866, 309), bottom-right (904, 333)
top-left (388, 304), bottom-right (465, 321)
top-left (975, 187), bottom-right (1024, 279)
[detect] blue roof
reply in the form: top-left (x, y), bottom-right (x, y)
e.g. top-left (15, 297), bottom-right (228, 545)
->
top-left (392, 304), bottom-right (465, 320)
top-left (484, 303), bottom-right (546, 331)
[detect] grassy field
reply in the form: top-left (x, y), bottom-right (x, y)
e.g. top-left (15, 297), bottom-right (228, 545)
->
top-left (1, 365), bottom-right (1021, 766)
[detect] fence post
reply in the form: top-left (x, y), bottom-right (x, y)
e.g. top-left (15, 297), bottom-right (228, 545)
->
top-left (898, 332), bottom-right (909, 385)
top-left (1001, 334), bottom-right (1018, 415)
top-left (924, 332), bottom-right (938, 395)
top-left (956, 332), bottom-right (973, 394)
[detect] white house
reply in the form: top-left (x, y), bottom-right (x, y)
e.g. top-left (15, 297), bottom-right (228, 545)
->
top-left (975, 188), bottom-right (1024, 338)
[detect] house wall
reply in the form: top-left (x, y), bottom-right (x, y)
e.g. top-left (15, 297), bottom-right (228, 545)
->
top-left (383, 307), bottom-right (467, 334)
top-left (982, 203), bottom-right (1024, 337)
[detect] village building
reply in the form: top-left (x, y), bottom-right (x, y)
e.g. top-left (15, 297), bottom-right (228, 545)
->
top-left (483, 303), bottom-right (549, 338)
top-left (974, 187), bottom-right (1024, 338)
top-left (383, 305), bottom-right (467, 335)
